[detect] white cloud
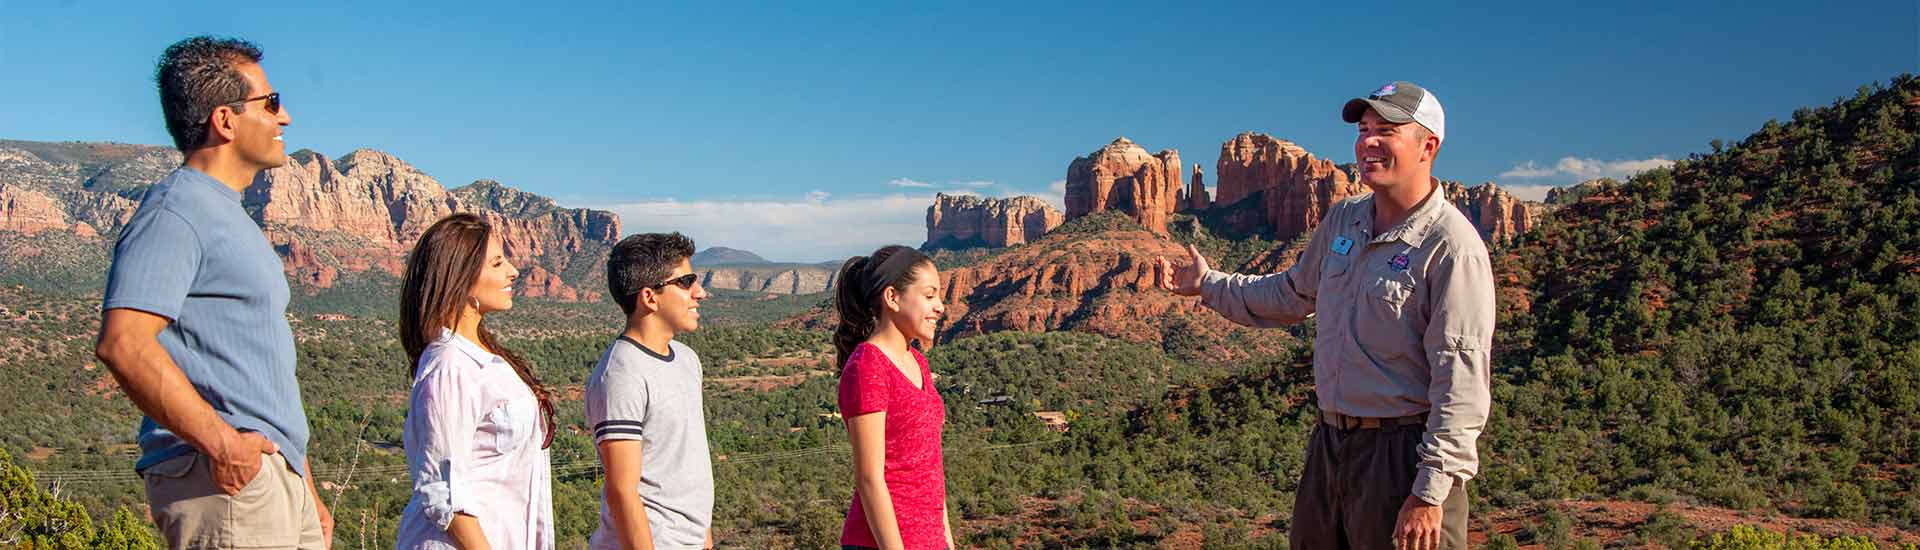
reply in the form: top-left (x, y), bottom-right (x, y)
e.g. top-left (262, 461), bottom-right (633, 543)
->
top-left (1500, 184), bottom-right (1560, 202)
top-left (1499, 156), bottom-right (1675, 182)
top-left (579, 179), bottom-right (1072, 262)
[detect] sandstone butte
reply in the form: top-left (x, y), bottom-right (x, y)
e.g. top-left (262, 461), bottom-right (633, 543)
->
top-left (1064, 137), bottom-right (1182, 234)
top-left (923, 192), bottom-right (1064, 249)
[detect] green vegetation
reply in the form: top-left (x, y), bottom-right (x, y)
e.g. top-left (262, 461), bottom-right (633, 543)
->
top-left (1483, 75), bottom-right (1919, 527)
top-left (0, 448), bottom-right (157, 549)
top-left (1, 75), bottom-right (1915, 547)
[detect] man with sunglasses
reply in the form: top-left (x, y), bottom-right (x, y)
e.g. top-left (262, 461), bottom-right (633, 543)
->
top-left (95, 36), bottom-right (331, 548)
top-left (587, 232), bottom-right (717, 550)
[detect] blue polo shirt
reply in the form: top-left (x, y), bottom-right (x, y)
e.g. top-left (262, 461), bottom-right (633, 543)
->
top-left (103, 166), bottom-right (310, 476)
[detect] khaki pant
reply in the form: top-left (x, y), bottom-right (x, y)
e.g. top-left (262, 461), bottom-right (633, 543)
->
top-left (142, 452), bottom-right (325, 549)
top-left (1290, 421), bottom-right (1470, 550)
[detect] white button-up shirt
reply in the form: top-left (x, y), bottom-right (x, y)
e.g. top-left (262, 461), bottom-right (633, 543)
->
top-left (396, 329), bottom-right (553, 550)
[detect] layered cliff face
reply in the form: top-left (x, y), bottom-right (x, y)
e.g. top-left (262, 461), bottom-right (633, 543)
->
top-left (0, 140), bottom-right (619, 302)
top-left (698, 265), bottom-right (838, 295)
top-left (923, 192), bottom-right (1064, 249)
top-left (251, 150), bottom-right (619, 300)
top-left (0, 144), bottom-right (157, 237)
top-left (1212, 132), bottom-right (1366, 241)
top-left (1441, 180), bottom-right (1545, 245)
top-left (1064, 138), bottom-right (1182, 234)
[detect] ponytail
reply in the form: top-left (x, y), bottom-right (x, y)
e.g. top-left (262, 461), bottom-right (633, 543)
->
top-left (833, 256), bottom-right (875, 370)
top-left (832, 245), bottom-right (933, 370)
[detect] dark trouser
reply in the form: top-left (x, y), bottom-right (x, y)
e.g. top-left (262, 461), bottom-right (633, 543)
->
top-left (1291, 421), bottom-right (1469, 549)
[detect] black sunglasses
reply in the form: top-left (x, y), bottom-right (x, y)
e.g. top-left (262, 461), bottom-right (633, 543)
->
top-left (226, 92), bottom-right (282, 114)
top-left (650, 273), bottom-right (700, 291)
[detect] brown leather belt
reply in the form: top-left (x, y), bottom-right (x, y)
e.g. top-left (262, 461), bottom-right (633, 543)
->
top-left (1321, 411), bottom-right (1428, 430)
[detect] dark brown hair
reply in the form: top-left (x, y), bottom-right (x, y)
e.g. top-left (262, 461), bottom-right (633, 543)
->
top-left (832, 245), bottom-right (933, 369)
top-left (154, 36), bottom-right (263, 152)
top-left (606, 232), bottom-right (697, 316)
top-left (400, 213), bottom-right (555, 448)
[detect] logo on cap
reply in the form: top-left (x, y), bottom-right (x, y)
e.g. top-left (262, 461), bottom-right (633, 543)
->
top-left (1370, 83), bottom-right (1397, 99)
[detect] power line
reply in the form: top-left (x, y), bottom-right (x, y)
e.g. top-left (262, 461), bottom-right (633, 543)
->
top-left (28, 438), bottom-right (1063, 485)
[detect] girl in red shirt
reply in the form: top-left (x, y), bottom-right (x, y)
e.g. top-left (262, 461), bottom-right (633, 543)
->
top-left (832, 245), bottom-right (952, 550)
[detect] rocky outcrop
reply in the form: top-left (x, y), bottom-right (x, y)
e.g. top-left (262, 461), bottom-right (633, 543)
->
top-left (924, 193), bottom-right (1064, 249)
top-left (0, 146), bottom-right (150, 236)
top-left (1545, 178), bottom-right (1613, 205)
top-left (1442, 180), bottom-right (1544, 245)
top-left (247, 149), bottom-right (619, 300)
top-left (1064, 138), bottom-right (1181, 234)
top-left (784, 219), bottom-right (1296, 360)
top-left (0, 140), bottom-right (620, 302)
top-left (1176, 163), bottom-right (1210, 212)
top-left (699, 265), bottom-right (838, 295)
top-left (1213, 132), bottom-right (1366, 240)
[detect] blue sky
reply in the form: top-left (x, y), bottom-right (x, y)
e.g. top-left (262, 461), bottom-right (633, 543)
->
top-left (2, 1), bottom-right (1914, 261)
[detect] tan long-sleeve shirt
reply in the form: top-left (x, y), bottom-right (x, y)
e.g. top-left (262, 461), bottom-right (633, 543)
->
top-left (1199, 186), bottom-right (1495, 505)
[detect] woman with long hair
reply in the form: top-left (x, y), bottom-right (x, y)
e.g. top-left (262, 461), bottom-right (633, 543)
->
top-left (394, 213), bottom-right (556, 550)
top-left (833, 244), bottom-right (952, 550)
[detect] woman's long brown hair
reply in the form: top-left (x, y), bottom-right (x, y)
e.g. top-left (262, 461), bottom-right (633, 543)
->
top-left (399, 213), bottom-right (556, 448)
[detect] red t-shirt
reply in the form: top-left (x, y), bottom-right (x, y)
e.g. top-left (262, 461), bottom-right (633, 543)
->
top-left (838, 342), bottom-right (948, 549)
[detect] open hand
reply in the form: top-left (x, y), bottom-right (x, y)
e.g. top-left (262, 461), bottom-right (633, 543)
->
top-left (1155, 243), bottom-right (1210, 296)
top-left (1392, 495), bottom-right (1443, 550)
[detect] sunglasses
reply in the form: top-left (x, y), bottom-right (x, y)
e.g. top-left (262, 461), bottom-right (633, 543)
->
top-left (226, 92), bottom-right (282, 114)
top-left (650, 273), bottom-right (700, 291)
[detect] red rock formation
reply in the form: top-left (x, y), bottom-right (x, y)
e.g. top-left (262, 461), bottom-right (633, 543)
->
top-left (1064, 138), bottom-right (1182, 234)
top-left (0, 182), bottom-right (68, 234)
top-left (0, 140), bottom-right (618, 302)
top-left (924, 193), bottom-right (1064, 249)
top-left (1442, 180), bottom-right (1543, 244)
top-left (517, 265), bottom-right (578, 301)
top-left (1213, 132), bottom-right (1365, 240)
top-left (1185, 164), bottom-right (1211, 211)
top-left (246, 151), bottom-right (618, 300)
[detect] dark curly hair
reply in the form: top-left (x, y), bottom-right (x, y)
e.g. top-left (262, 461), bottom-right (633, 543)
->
top-left (154, 36), bottom-right (263, 152)
top-left (606, 232), bottom-right (698, 316)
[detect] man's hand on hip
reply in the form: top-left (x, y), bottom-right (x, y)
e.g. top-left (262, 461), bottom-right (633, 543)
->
top-left (1393, 495), bottom-right (1443, 550)
top-left (1155, 244), bottom-right (1210, 297)
top-left (207, 430), bottom-right (277, 495)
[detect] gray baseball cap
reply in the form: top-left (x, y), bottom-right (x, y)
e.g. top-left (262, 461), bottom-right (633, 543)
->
top-left (1342, 81), bottom-right (1445, 144)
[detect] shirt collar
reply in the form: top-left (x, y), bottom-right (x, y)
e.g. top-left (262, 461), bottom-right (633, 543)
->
top-left (437, 328), bottom-right (507, 369)
top-left (1353, 183), bottom-right (1450, 247)
top-left (175, 166), bottom-right (245, 205)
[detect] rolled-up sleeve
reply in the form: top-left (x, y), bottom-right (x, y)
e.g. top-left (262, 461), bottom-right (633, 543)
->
top-left (1198, 216), bottom-right (1332, 328)
top-left (1412, 243), bottom-right (1495, 505)
top-left (407, 360), bottom-right (483, 530)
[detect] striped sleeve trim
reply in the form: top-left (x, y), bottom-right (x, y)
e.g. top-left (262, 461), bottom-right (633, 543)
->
top-left (593, 420), bottom-right (645, 441)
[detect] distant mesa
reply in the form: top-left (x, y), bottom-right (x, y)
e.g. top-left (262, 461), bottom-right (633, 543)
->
top-left (1064, 137), bottom-right (1182, 234)
top-left (923, 192), bottom-right (1063, 250)
top-left (691, 246), bottom-right (769, 266)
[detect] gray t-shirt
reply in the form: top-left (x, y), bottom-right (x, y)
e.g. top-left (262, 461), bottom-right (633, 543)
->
top-left (102, 167), bottom-right (309, 476)
top-left (586, 337), bottom-right (712, 550)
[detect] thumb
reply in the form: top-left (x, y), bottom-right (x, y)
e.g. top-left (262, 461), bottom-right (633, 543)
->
top-left (1186, 244), bottom-right (1206, 267)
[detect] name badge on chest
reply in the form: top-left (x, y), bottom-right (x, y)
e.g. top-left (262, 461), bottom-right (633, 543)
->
top-left (1331, 236), bottom-right (1355, 256)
